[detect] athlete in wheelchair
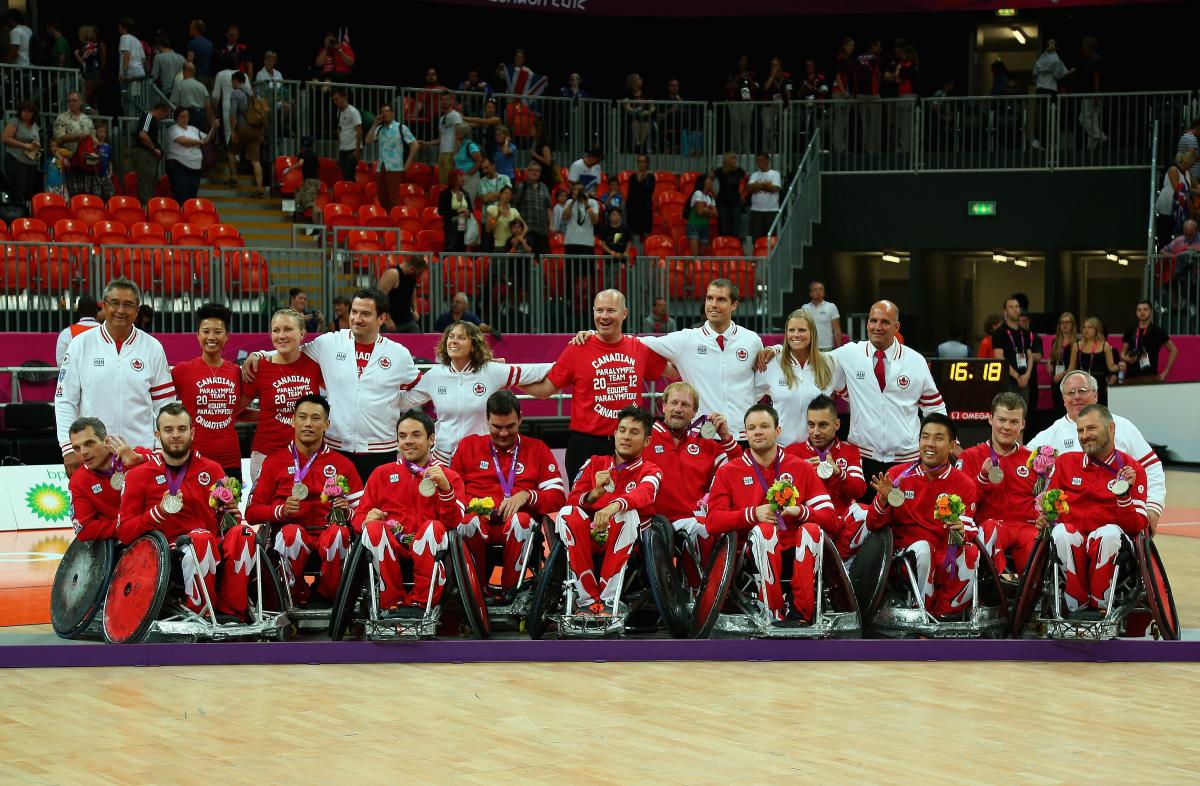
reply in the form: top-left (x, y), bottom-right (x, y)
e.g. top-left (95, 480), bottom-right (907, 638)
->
top-left (102, 404), bottom-right (288, 643)
top-left (1011, 404), bottom-right (1180, 640)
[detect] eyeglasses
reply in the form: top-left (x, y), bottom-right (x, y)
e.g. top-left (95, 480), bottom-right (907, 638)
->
top-left (105, 299), bottom-right (138, 312)
top-left (1063, 388), bottom-right (1094, 398)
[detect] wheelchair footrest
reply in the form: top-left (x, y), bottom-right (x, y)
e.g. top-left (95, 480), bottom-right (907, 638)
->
top-left (365, 605), bottom-right (442, 640)
top-left (553, 611), bottom-right (626, 638)
top-left (151, 609), bottom-right (290, 641)
top-left (712, 610), bottom-right (862, 639)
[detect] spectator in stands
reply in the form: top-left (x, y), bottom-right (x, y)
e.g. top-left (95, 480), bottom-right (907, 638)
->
top-left (1122, 300), bottom-right (1177, 383)
top-left (659, 78), bottom-right (687, 156)
top-left (54, 93), bottom-right (98, 197)
top-left (686, 172), bottom-right (716, 256)
top-left (284, 135), bottom-right (320, 222)
top-left (977, 313), bottom-right (1002, 358)
top-left (600, 177), bottom-right (625, 216)
top-left (485, 185), bottom-right (521, 253)
top-left (1068, 316), bottom-right (1119, 405)
top-left (623, 73), bottom-right (655, 155)
top-left (94, 123), bottom-right (114, 200)
top-left (426, 91), bottom-right (463, 185)
top-left (256, 50), bottom-right (284, 86)
top-left (1046, 312), bottom-right (1079, 417)
top-left (75, 25), bottom-right (106, 109)
top-left (135, 304), bottom-right (154, 331)
top-left (3, 102), bottom-right (42, 205)
top-left (1077, 37), bottom-right (1105, 149)
top-left (56, 295), bottom-right (102, 366)
top-left (327, 295), bottom-right (351, 332)
top-left (215, 24), bottom-right (250, 76)
top-left (564, 182), bottom-right (600, 299)
top-left (288, 288), bottom-right (324, 333)
top-left (830, 38), bottom-right (856, 154)
top-left (856, 40), bottom-right (883, 154)
top-left (212, 67), bottom-right (248, 144)
top-left (568, 147), bottom-right (604, 197)
top-left (625, 154), bottom-right (654, 245)
top-left (171, 62), bottom-right (210, 130)
top-left (1033, 38), bottom-right (1071, 99)
top-left (531, 117), bottom-right (560, 189)
top-left (439, 169), bottom-right (472, 253)
top-left (227, 72), bottom-right (265, 198)
top-left (132, 102), bottom-right (169, 204)
top-left (1178, 117), bottom-right (1200, 183)
top-left (496, 48), bottom-right (532, 93)
top-left (116, 18), bottom-right (146, 114)
top-left (508, 217), bottom-right (533, 254)
top-left (1157, 151), bottom-right (1196, 248)
top-left (378, 256), bottom-right (429, 333)
top-left (712, 152), bottom-right (746, 239)
top-left (167, 107), bottom-right (217, 203)
top-left (46, 21), bottom-right (69, 68)
top-left (1164, 219), bottom-right (1200, 254)
top-left (512, 161), bottom-right (552, 256)
top-left (760, 57), bottom-right (793, 153)
top-left (458, 68), bottom-right (493, 106)
top-left (937, 328), bottom-right (970, 359)
top-left (151, 35), bottom-right (185, 95)
top-left (453, 123), bottom-right (484, 202)
top-left (434, 292), bottom-right (493, 334)
top-left (599, 206), bottom-right (633, 264)
top-left (989, 60), bottom-right (1010, 96)
top-left (314, 32), bottom-right (354, 82)
top-left (493, 125), bottom-right (516, 180)
top-left (416, 66), bottom-right (444, 123)
top-left (331, 87), bottom-right (362, 183)
top-left (800, 59), bottom-right (829, 101)
top-left (643, 297), bottom-right (677, 333)
top-left (725, 55), bottom-right (758, 153)
top-left (365, 104), bottom-right (418, 212)
top-left (992, 296), bottom-right (1035, 407)
top-left (805, 280), bottom-right (843, 351)
top-left (746, 151), bottom-right (781, 241)
top-left (552, 188), bottom-right (570, 234)
top-left (478, 157), bottom-right (511, 211)
top-left (560, 72), bottom-right (589, 101)
top-left (42, 139), bottom-right (68, 199)
top-left (463, 99), bottom-right (501, 161)
top-left (6, 9), bottom-right (31, 65)
top-left (186, 19), bottom-right (213, 81)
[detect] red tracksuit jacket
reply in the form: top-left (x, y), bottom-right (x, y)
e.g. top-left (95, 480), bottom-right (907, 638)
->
top-left (647, 422), bottom-right (742, 520)
top-left (351, 458), bottom-right (466, 533)
top-left (957, 441), bottom-right (1038, 524)
top-left (567, 454), bottom-right (663, 518)
top-left (246, 442), bottom-right (364, 531)
top-left (784, 438), bottom-right (867, 516)
top-left (707, 449), bottom-right (837, 541)
top-left (866, 462), bottom-right (979, 550)
top-left (69, 447), bottom-right (155, 540)
top-left (117, 451), bottom-right (228, 544)
top-left (1047, 449), bottom-right (1148, 536)
top-left (451, 434), bottom-right (567, 517)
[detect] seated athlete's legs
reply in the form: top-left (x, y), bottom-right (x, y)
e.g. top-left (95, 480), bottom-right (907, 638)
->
top-left (274, 525), bottom-right (315, 603)
top-left (180, 529), bottom-right (221, 614)
top-left (977, 518), bottom-right (1004, 572)
top-left (747, 522), bottom-right (784, 619)
top-left (928, 539), bottom-right (979, 617)
top-left (789, 521), bottom-right (822, 621)
top-left (672, 516), bottom-right (708, 588)
top-left (407, 519), bottom-right (449, 607)
top-left (1085, 524), bottom-right (1127, 611)
top-left (216, 524), bottom-right (259, 617)
top-left (361, 519), bottom-right (408, 608)
top-left (903, 539), bottom-right (935, 610)
top-left (1051, 521), bottom-right (1088, 612)
top-left (1006, 522), bottom-right (1040, 576)
top-left (458, 514), bottom-right (490, 584)
top-left (597, 511), bottom-right (642, 606)
top-left (315, 523), bottom-right (351, 599)
top-left (836, 505), bottom-right (869, 562)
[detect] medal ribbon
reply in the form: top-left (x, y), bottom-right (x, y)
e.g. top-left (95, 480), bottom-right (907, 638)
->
top-left (164, 458), bottom-right (191, 497)
top-left (1135, 326), bottom-right (1146, 356)
top-left (1006, 327), bottom-right (1026, 355)
top-left (891, 461), bottom-right (921, 493)
top-left (402, 458), bottom-right (429, 480)
top-left (100, 452), bottom-right (122, 479)
top-left (290, 442), bottom-right (320, 485)
top-left (749, 450), bottom-right (787, 531)
top-left (1093, 452), bottom-right (1125, 479)
top-left (490, 440), bottom-right (520, 499)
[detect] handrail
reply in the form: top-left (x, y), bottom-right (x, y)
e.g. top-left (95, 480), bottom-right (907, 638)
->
top-left (765, 127), bottom-right (820, 243)
top-left (1145, 120), bottom-right (1160, 300)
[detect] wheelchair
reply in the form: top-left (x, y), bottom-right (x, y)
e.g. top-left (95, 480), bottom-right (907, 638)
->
top-left (863, 530), bottom-right (1010, 639)
top-left (51, 537), bottom-right (119, 640)
top-left (258, 525), bottom-right (348, 635)
top-left (526, 516), bottom-right (687, 639)
top-left (1010, 531), bottom-right (1180, 641)
top-left (101, 528), bottom-right (290, 644)
top-left (688, 528), bottom-right (862, 639)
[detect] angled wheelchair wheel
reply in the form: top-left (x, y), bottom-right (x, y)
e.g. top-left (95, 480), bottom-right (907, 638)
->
top-left (52, 537), bottom-right (116, 639)
top-left (103, 531), bottom-right (171, 644)
top-left (976, 541), bottom-right (1010, 619)
top-left (450, 532), bottom-right (491, 639)
top-left (248, 542), bottom-right (286, 619)
top-left (1010, 534), bottom-right (1051, 636)
top-left (821, 534), bottom-right (860, 615)
top-left (328, 535), bottom-right (367, 641)
top-left (1137, 535), bottom-right (1180, 641)
top-left (689, 532), bottom-right (736, 639)
top-left (848, 528), bottom-right (892, 620)
top-left (642, 516), bottom-right (689, 638)
top-left (527, 539), bottom-right (567, 640)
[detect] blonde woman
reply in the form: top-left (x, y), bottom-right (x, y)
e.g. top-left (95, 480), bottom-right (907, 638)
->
top-left (1068, 316), bottom-right (1119, 405)
top-left (398, 320), bottom-right (553, 464)
top-left (1047, 312), bottom-right (1079, 416)
top-left (754, 309), bottom-right (835, 446)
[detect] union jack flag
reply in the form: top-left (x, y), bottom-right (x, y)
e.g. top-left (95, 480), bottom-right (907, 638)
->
top-left (503, 64), bottom-right (547, 105)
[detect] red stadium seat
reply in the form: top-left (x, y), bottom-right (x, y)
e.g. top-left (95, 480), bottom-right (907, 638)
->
top-left (223, 250), bottom-right (269, 294)
top-left (404, 162), bottom-right (435, 191)
top-left (32, 193), bottom-right (70, 226)
top-left (654, 171), bottom-right (678, 191)
top-left (131, 222), bottom-right (167, 244)
top-left (400, 194), bottom-right (427, 213)
top-left (171, 223), bottom-right (208, 246)
top-left (147, 197), bottom-right (183, 232)
top-left (323, 202), bottom-right (356, 227)
top-left (667, 258), bottom-right (698, 300)
top-left (505, 103), bottom-right (537, 139)
top-left (710, 236), bottom-right (743, 257)
top-left (332, 181), bottom-right (364, 212)
top-left (346, 229), bottom-right (383, 251)
top-left (107, 196), bottom-right (145, 227)
top-left (421, 206), bottom-right (441, 230)
top-left (416, 229), bottom-right (444, 253)
top-left (440, 255), bottom-right (476, 297)
top-left (363, 181), bottom-right (380, 206)
top-left (355, 160), bottom-right (375, 187)
top-left (69, 194), bottom-right (108, 227)
top-left (206, 224), bottom-right (244, 249)
top-left (656, 191), bottom-right (686, 210)
top-left (549, 232), bottom-right (565, 255)
top-left (123, 172), bottom-right (139, 198)
top-left (52, 219), bottom-right (91, 244)
top-left (275, 156), bottom-right (300, 195)
top-left (318, 157), bottom-right (341, 189)
top-left (721, 258), bottom-right (756, 299)
top-left (539, 255), bottom-right (565, 297)
top-left (11, 218), bottom-right (50, 242)
top-left (399, 182), bottom-right (425, 199)
top-left (92, 220), bottom-right (129, 246)
top-left (358, 204), bottom-right (390, 228)
top-left (660, 203), bottom-right (684, 224)
top-left (678, 171), bottom-right (702, 192)
top-left (643, 234), bottom-right (674, 256)
top-left (753, 236), bottom-right (778, 257)
top-left (183, 198), bottom-right (219, 229)
top-left (428, 184), bottom-right (446, 207)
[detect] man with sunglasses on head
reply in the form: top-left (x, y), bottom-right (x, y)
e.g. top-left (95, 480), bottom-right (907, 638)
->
top-left (55, 277), bottom-right (176, 479)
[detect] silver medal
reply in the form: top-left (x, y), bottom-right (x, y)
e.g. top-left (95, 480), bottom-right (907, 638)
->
top-left (816, 461), bottom-right (834, 480)
top-left (987, 466), bottom-right (1004, 484)
top-left (418, 477), bottom-right (438, 497)
top-left (110, 472), bottom-right (125, 491)
top-left (291, 482), bottom-right (309, 500)
top-left (699, 422), bottom-right (717, 440)
top-left (604, 482), bottom-right (616, 493)
top-left (161, 492), bottom-right (183, 514)
top-left (887, 487), bottom-right (905, 507)
top-left (1110, 478), bottom-right (1130, 496)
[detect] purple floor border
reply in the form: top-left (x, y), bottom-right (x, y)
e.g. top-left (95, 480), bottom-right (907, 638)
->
top-left (3, 638), bottom-right (1200, 668)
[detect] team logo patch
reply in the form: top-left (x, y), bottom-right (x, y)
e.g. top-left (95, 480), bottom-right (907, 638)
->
top-left (896, 375), bottom-right (910, 389)
top-left (1016, 465), bottom-right (1030, 478)
top-left (379, 357), bottom-right (391, 369)
top-left (516, 462), bottom-right (526, 474)
top-left (438, 386), bottom-right (448, 396)
top-left (198, 472), bottom-right (211, 486)
top-left (1071, 477), bottom-right (1082, 486)
top-left (336, 352), bottom-right (347, 361)
top-left (479, 461), bottom-right (489, 470)
top-left (904, 490), bottom-right (915, 499)
top-left (93, 358), bottom-right (104, 367)
top-left (743, 476), bottom-right (754, 485)
top-left (625, 481), bottom-right (636, 492)
top-left (55, 386), bottom-right (63, 397)
top-left (856, 370), bottom-right (866, 380)
top-left (836, 458), bottom-right (848, 469)
top-left (389, 473), bottom-right (400, 483)
top-left (91, 483), bottom-right (103, 494)
top-left (1138, 485), bottom-right (1145, 494)
top-left (697, 346), bottom-right (707, 355)
top-left (686, 444), bottom-right (700, 455)
top-left (735, 348), bottom-right (749, 361)
top-left (549, 464), bottom-right (556, 473)
top-left (473, 383), bottom-right (487, 396)
top-left (654, 445), bottom-right (665, 453)
top-left (324, 464), bottom-right (337, 477)
top-left (155, 474), bottom-right (166, 485)
top-left (780, 472), bottom-right (793, 484)
top-left (130, 359), bottom-right (144, 372)
top-left (1064, 439), bottom-right (1075, 449)
top-left (287, 466), bottom-right (296, 475)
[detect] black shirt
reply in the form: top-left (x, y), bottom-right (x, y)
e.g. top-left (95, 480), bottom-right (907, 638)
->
top-left (712, 167), bottom-right (745, 208)
top-left (298, 149), bottom-right (319, 179)
top-left (1122, 323), bottom-right (1170, 377)
top-left (387, 266), bottom-right (418, 328)
top-left (600, 223), bottom-right (630, 256)
top-left (138, 111), bottom-right (161, 152)
top-left (991, 323), bottom-right (1034, 374)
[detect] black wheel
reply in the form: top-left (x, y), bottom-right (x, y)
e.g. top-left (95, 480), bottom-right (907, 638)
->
top-left (527, 540), bottom-right (567, 640)
top-left (328, 536), bottom-right (367, 641)
top-left (689, 532), bottom-right (736, 639)
top-left (642, 517), bottom-right (689, 638)
top-left (450, 532), bottom-right (491, 639)
top-left (51, 537), bottom-right (116, 638)
top-left (1010, 534), bottom-right (1050, 637)
top-left (821, 534), bottom-right (860, 614)
top-left (1137, 535), bottom-right (1180, 641)
top-left (848, 528), bottom-right (892, 620)
top-left (249, 544), bottom-right (286, 620)
top-left (976, 542), bottom-right (1009, 619)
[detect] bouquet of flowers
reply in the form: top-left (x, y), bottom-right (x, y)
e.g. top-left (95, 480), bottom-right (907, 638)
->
top-left (766, 479), bottom-right (798, 513)
top-left (590, 519), bottom-right (609, 545)
top-left (208, 476), bottom-right (243, 532)
top-left (1036, 488), bottom-right (1070, 523)
top-left (467, 496), bottom-right (496, 517)
top-left (934, 493), bottom-right (966, 567)
top-left (1027, 445), bottom-right (1057, 494)
top-left (385, 518), bottom-right (415, 546)
top-left (322, 475), bottom-right (352, 525)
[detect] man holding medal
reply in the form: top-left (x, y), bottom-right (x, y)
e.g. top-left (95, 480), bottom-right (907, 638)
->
top-left (991, 296), bottom-right (1035, 407)
top-left (452, 391), bottom-right (567, 596)
top-left (784, 395), bottom-right (868, 561)
top-left (352, 410), bottom-right (465, 610)
top-left (246, 395), bottom-right (364, 604)
top-left (866, 414), bottom-right (980, 618)
top-left (555, 407), bottom-right (663, 616)
top-left (1039, 404), bottom-right (1148, 615)
top-left (705, 404), bottom-right (836, 624)
top-left (957, 392), bottom-right (1040, 576)
top-left (67, 417), bottom-right (152, 541)
top-left (117, 404), bottom-right (259, 619)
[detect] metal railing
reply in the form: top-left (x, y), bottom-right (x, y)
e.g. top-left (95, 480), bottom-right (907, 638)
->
top-left (0, 241), bottom-right (92, 331)
top-left (304, 80), bottom-right (398, 163)
top-left (254, 79), bottom-right (304, 162)
top-left (0, 64), bottom-right (82, 124)
top-left (762, 128), bottom-right (822, 321)
top-left (1145, 121), bottom-right (1160, 299)
top-left (1147, 253), bottom-right (1200, 335)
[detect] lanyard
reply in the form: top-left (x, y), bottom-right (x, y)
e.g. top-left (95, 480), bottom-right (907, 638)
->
top-left (892, 461), bottom-right (921, 490)
top-left (100, 452), bottom-right (122, 478)
top-left (402, 459), bottom-right (428, 479)
top-left (1093, 452), bottom-right (1125, 478)
top-left (290, 443), bottom-right (320, 485)
top-left (1135, 327), bottom-right (1146, 355)
top-left (1006, 327), bottom-right (1026, 355)
top-left (164, 458), bottom-right (190, 496)
top-left (490, 440), bottom-right (520, 498)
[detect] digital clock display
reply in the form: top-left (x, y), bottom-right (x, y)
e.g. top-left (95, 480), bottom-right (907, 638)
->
top-left (929, 360), bottom-right (1006, 421)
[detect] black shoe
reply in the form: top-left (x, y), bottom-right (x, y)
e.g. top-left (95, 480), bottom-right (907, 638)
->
top-left (771, 604), bottom-right (810, 628)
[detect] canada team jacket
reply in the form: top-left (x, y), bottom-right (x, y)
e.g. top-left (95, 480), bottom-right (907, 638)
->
top-left (647, 422), bottom-right (742, 520)
top-left (245, 442), bottom-right (364, 532)
top-left (451, 434), bottom-right (567, 517)
top-left (1046, 449), bottom-right (1148, 536)
top-left (706, 449), bottom-right (836, 538)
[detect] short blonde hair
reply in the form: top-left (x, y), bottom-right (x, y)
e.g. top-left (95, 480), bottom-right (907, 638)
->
top-left (662, 381), bottom-right (700, 410)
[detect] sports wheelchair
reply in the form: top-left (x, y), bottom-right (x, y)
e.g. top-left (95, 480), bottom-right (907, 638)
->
top-left (100, 527), bottom-right (290, 643)
top-left (1010, 531), bottom-right (1179, 641)
top-left (51, 537), bottom-right (118, 639)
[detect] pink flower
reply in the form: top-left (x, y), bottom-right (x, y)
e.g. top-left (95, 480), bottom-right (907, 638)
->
top-left (323, 479), bottom-right (343, 497)
top-left (215, 486), bottom-right (235, 504)
top-left (1039, 446), bottom-right (1055, 458)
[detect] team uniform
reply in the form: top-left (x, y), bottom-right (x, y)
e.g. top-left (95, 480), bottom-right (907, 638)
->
top-left (647, 421), bottom-right (740, 533)
top-left (555, 455), bottom-right (663, 607)
top-left (1045, 450), bottom-right (1149, 612)
top-left (351, 459), bottom-right (466, 609)
top-left (171, 357), bottom-right (244, 473)
top-left (55, 324), bottom-right (176, 457)
top-left (754, 356), bottom-right (835, 447)
top-left (639, 322), bottom-right (764, 439)
top-left (1028, 413), bottom-right (1165, 519)
top-left (865, 463), bottom-right (979, 617)
top-left (451, 434), bottom-right (567, 592)
top-left (246, 442), bottom-right (364, 602)
top-left (957, 441), bottom-right (1039, 574)
top-left (67, 447), bottom-right (155, 541)
top-left (784, 438), bottom-right (868, 559)
top-left (401, 361), bottom-right (554, 464)
top-left (241, 354), bottom-right (324, 480)
top-left (117, 451), bottom-right (258, 618)
top-left (704, 450), bottom-right (836, 621)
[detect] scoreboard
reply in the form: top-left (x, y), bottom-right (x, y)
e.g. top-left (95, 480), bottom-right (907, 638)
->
top-left (928, 359), bottom-right (1006, 421)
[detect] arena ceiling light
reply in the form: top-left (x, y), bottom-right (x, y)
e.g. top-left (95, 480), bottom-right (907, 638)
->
top-left (881, 252), bottom-right (902, 264)
top-left (1106, 252), bottom-right (1119, 261)
top-left (1014, 258), bottom-right (1029, 268)
top-left (992, 252), bottom-right (1008, 262)
top-left (1010, 26), bottom-right (1027, 45)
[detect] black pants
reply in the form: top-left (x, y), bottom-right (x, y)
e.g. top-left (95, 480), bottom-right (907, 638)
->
top-left (860, 457), bottom-right (896, 503)
top-left (565, 431), bottom-right (614, 488)
top-left (339, 450), bottom-right (396, 483)
top-left (167, 161), bottom-right (202, 203)
top-left (338, 149), bottom-right (357, 182)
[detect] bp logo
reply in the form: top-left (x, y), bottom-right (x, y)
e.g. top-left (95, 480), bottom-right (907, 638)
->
top-left (26, 483), bottom-right (71, 522)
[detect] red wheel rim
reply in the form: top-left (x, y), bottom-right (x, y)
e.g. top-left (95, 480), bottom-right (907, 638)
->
top-left (1143, 540), bottom-right (1179, 639)
top-left (462, 544), bottom-right (490, 636)
top-left (695, 538), bottom-right (731, 628)
top-left (103, 537), bottom-right (165, 643)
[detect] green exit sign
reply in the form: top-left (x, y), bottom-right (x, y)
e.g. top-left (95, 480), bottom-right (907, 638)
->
top-left (968, 201), bottom-right (997, 216)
